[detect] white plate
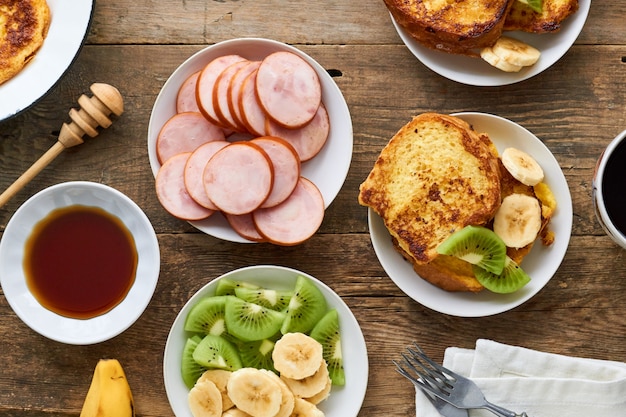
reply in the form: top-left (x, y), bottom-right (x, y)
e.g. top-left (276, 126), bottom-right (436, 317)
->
top-left (147, 38), bottom-right (353, 243)
top-left (368, 112), bottom-right (573, 317)
top-left (390, 0), bottom-right (590, 86)
top-left (0, 0), bottom-right (94, 120)
top-left (0, 181), bottom-right (160, 344)
top-left (163, 265), bottom-right (368, 417)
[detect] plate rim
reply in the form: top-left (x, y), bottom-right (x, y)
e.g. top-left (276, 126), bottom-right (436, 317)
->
top-left (368, 112), bottom-right (573, 317)
top-left (0, 181), bottom-right (160, 344)
top-left (389, 0), bottom-right (591, 86)
top-left (162, 264), bottom-right (369, 417)
top-left (0, 0), bottom-right (95, 121)
top-left (147, 37), bottom-right (353, 243)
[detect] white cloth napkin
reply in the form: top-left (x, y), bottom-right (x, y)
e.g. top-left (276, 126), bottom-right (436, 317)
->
top-left (414, 339), bottom-right (626, 417)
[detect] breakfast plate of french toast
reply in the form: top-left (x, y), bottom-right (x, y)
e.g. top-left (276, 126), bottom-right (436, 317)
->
top-left (360, 112), bottom-right (573, 316)
top-left (385, 0), bottom-right (590, 86)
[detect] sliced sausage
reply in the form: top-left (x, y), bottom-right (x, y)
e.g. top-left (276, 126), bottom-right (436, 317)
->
top-left (196, 54), bottom-right (247, 127)
top-left (213, 60), bottom-right (250, 131)
top-left (224, 212), bottom-right (266, 242)
top-left (252, 177), bottom-right (324, 246)
top-left (156, 112), bottom-right (226, 164)
top-left (251, 136), bottom-right (301, 208)
top-left (238, 70), bottom-right (268, 137)
top-left (228, 60), bottom-right (261, 132)
top-left (255, 51), bottom-right (322, 129)
top-left (176, 71), bottom-right (201, 113)
top-left (203, 142), bottom-right (274, 215)
top-left (266, 102), bottom-right (330, 162)
top-left (184, 140), bottom-right (230, 209)
top-left (156, 152), bottom-right (214, 221)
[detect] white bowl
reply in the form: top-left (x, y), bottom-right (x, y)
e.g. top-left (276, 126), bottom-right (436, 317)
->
top-left (147, 38), bottom-right (353, 243)
top-left (389, 0), bottom-right (590, 86)
top-left (368, 113), bottom-right (573, 317)
top-left (0, 181), bottom-right (160, 344)
top-left (163, 265), bottom-right (368, 417)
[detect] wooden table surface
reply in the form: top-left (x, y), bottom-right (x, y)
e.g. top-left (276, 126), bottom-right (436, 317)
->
top-left (1, 1), bottom-right (625, 416)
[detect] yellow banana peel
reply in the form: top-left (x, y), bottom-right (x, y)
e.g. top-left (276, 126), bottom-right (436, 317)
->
top-left (80, 359), bottom-right (135, 417)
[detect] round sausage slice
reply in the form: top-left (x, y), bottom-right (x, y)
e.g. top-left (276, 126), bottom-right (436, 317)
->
top-left (255, 51), bottom-right (322, 129)
top-left (156, 112), bottom-right (226, 164)
top-left (203, 142), bottom-right (274, 215)
top-left (251, 136), bottom-right (301, 208)
top-left (252, 177), bottom-right (324, 246)
top-left (156, 152), bottom-right (214, 221)
top-left (184, 140), bottom-right (230, 209)
top-left (176, 71), bottom-right (200, 113)
top-left (238, 70), bottom-right (268, 137)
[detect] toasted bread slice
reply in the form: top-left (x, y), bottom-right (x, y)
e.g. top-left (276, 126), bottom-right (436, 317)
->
top-left (0, 0), bottom-right (51, 85)
top-left (504, 0), bottom-right (579, 33)
top-left (383, 0), bottom-right (516, 56)
top-left (359, 113), bottom-right (502, 265)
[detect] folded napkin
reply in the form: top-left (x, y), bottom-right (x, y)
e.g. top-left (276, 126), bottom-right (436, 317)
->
top-left (415, 339), bottom-right (626, 417)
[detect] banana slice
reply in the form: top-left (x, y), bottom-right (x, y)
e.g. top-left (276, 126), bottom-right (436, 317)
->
top-left (188, 379), bottom-right (223, 417)
top-left (226, 368), bottom-right (282, 417)
top-left (501, 147), bottom-right (544, 186)
top-left (290, 397), bottom-right (325, 417)
top-left (491, 36), bottom-right (541, 67)
top-left (260, 369), bottom-right (295, 417)
top-left (493, 193), bottom-right (542, 248)
top-left (305, 375), bottom-right (332, 405)
top-left (272, 333), bottom-right (324, 380)
top-left (480, 47), bottom-right (523, 73)
top-left (281, 360), bottom-right (330, 399)
top-left (197, 369), bottom-right (234, 411)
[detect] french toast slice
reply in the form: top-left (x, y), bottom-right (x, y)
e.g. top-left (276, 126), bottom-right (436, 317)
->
top-left (504, 0), bottom-right (579, 33)
top-left (383, 0), bottom-right (516, 56)
top-left (358, 113), bottom-right (502, 266)
top-left (0, 0), bottom-right (51, 85)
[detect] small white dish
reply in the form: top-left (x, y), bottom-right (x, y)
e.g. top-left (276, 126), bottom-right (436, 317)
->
top-left (163, 265), bottom-right (368, 417)
top-left (0, 181), bottom-right (160, 344)
top-left (0, 0), bottom-right (94, 120)
top-left (368, 112), bottom-right (573, 317)
top-left (147, 37), bottom-right (353, 243)
top-left (390, 0), bottom-right (590, 86)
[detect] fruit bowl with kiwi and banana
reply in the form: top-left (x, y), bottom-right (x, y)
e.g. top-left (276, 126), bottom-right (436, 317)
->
top-left (163, 265), bottom-right (368, 417)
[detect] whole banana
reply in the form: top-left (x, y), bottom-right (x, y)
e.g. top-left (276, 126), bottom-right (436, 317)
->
top-left (80, 359), bottom-right (135, 417)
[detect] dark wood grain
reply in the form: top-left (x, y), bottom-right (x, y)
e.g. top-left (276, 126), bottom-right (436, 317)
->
top-left (1, 0), bottom-right (625, 416)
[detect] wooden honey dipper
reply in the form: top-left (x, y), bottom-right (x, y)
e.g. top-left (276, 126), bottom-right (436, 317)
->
top-left (0, 83), bottom-right (124, 208)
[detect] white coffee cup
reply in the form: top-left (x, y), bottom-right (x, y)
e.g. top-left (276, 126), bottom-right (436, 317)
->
top-left (593, 129), bottom-right (626, 249)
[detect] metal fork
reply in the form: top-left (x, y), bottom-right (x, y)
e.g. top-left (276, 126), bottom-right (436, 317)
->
top-left (393, 343), bottom-right (529, 417)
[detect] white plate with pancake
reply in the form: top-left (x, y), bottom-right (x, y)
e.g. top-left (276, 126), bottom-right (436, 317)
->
top-left (0, 0), bottom-right (94, 121)
top-left (368, 112), bottom-right (573, 317)
top-left (390, 0), bottom-right (590, 86)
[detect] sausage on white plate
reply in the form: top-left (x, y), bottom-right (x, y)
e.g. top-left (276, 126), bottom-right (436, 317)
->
top-left (184, 140), bottom-right (230, 209)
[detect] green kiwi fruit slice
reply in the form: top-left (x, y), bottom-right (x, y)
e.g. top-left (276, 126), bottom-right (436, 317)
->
top-left (184, 296), bottom-right (228, 336)
top-left (215, 278), bottom-right (260, 296)
top-left (238, 338), bottom-right (277, 372)
top-left (310, 309), bottom-right (345, 386)
top-left (280, 275), bottom-right (327, 335)
top-left (181, 335), bottom-right (206, 389)
top-left (224, 296), bottom-right (286, 341)
top-left (437, 225), bottom-right (507, 275)
top-left (234, 287), bottom-right (293, 311)
top-left (473, 256), bottom-right (531, 293)
top-left (192, 334), bottom-right (242, 371)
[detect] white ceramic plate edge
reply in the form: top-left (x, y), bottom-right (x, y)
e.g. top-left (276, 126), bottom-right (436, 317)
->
top-left (163, 265), bottom-right (368, 417)
top-left (368, 112), bottom-right (573, 316)
top-left (0, 0), bottom-right (94, 120)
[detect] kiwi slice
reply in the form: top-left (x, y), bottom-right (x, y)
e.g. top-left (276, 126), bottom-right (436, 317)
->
top-left (437, 225), bottom-right (507, 275)
top-left (224, 296), bottom-right (286, 341)
top-left (473, 256), bottom-right (531, 293)
top-left (184, 296), bottom-right (228, 336)
top-left (280, 275), bottom-right (327, 335)
top-left (181, 335), bottom-right (207, 389)
top-left (310, 309), bottom-right (345, 386)
top-left (215, 278), bottom-right (260, 296)
top-left (234, 287), bottom-right (293, 311)
top-left (192, 334), bottom-right (242, 371)
top-left (239, 338), bottom-right (277, 372)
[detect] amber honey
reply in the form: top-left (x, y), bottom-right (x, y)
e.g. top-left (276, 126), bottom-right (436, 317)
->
top-left (23, 205), bottom-right (138, 319)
